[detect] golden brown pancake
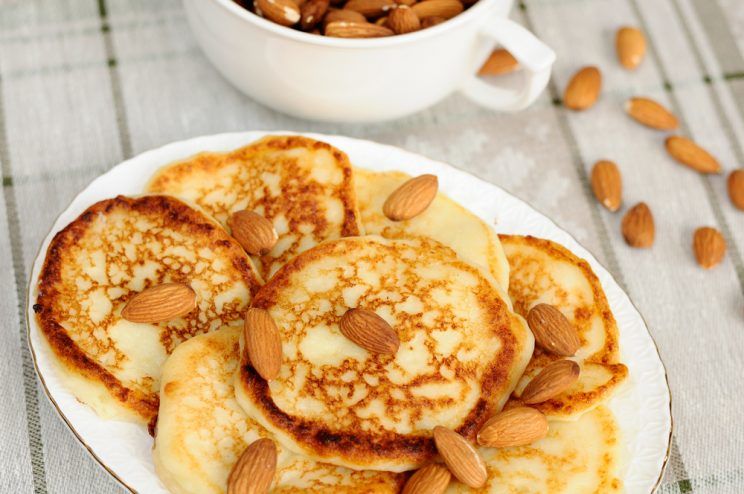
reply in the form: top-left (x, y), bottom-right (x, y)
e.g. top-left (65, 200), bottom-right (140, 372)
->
top-left (33, 195), bottom-right (262, 423)
top-left (235, 235), bottom-right (533, 472)
top-left (146, 135), bottom-right (363, 280)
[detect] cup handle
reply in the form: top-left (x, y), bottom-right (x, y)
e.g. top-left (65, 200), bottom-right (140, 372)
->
top-left (459, 16), bottom-right (556, 112)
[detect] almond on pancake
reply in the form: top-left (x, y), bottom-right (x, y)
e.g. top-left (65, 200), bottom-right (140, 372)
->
top-left (235, 235), bottom-right (533, 472)
top-left (146, 135), bottom-right (363, 280)
top-left (33, 195), bottom-right (262, 423)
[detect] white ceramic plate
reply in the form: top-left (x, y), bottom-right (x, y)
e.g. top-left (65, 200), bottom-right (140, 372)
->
top-left (27, 131), bottom-right (671, 493)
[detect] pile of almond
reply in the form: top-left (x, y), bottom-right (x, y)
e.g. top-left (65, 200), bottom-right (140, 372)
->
top-left (234, 0), bottom-right (473, 38)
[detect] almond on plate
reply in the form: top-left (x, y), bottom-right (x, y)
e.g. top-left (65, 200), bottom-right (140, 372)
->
top-left (343, 0), bottom-right (396, 17)
top-left (227, 438), bottom-right (277, 494)
top-left (383, 174), bottom-right (438, 221)
top-left (121, 283), bottom-right (196, 323)
top-left (387, 5), bottom-right (420, 34)
top-left (625, 97), bottom-right (678, 130)
top-left (340, 308), bottom-right (400, 354)
top-left (665, 136), bottom-right (721, 174)
top-left (526, 304), bottom-right (581, 356)
top-left (693, 227), bottom-right (726, 269)
top-left (300, 0), bottom-right (330, 29)
top-left (621, 202), bottom-right (655, 248)
top-left (432, 426), bottom-right (487, 488)
top-left (323, 8), bottom-right (366, 26)
top-left (325, 20), bottom-right (394, 37)
top-left (255, 0), bottom-right (302, 26)
top-left (228, 210), bottom-right (279, 256)
top-left (244, 308), bottom-right (283, 380)
top-left (563, 66), bottom-right (602, 111)
top-left (478, 48), bottom-right (519, 76)
top-left (616, 26), bottom-right (646, 69)
top-left (402, 463), bottom-right (452, 494)
top-left (590, 160), bottom-right (622, 212)
top-left (411, 0), bottom-right (463, 20)
top-left (477, 407), bottom-right (549, 448)
top-left (727, 169), bottom-right (744, 210)
top-left (521, 359), bottom-right (580, 404)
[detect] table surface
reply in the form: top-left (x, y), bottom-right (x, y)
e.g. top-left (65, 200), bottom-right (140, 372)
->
top-left (1, 1), bottom-right (743, 493)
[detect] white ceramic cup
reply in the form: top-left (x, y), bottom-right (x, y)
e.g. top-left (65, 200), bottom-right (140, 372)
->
top-left (183, 0), bottom-right (555, 122)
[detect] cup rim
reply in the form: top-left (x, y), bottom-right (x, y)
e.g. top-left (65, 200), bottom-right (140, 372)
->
top-left (210, 0), bottom-right (497, 48)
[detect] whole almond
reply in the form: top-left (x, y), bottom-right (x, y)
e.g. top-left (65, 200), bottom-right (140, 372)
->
top-left (625, 97), bottom-right (678, 130)
top-left (728, 169), bottom-right (744, 210)
top-left (476, 407), bottom-right (549, 448)
top-left (526, 304), bottom-right (581, 356)
top-left (388, 5), bottom-right (420, 34)
top-left (563, 66), bottom-right (602, 111)
top-left (227, 438), bottom-right (277, 494)
top-left (521, 359), bottom-right (580, 404)
top-left (324, 8), bottom-right (366, 26)
top-left (616, 26), bottom-right (646, 70)
top-left (325, 21), bottom-right (394, 37)
top-left (621, 202), bottom-right (655, 248)
top-left (693, 227), bottom-right (726, 269)
top-left (665, 136), bottom-right (721, 174)
top-left (228, 210), bottom-right (279, 256)
top-left (411, 0), bottom-right (463, 20)
top-left (340, 308), bottom-right (400, 354)
top-left (343, 0), bottom-right (395, 17)
top-left (383, 174), bottom-right (438, 221)
top-left (590, 160), bottom-right (622, 212)
top-left (121, 283), bottom-right (196, 323)
top-left (255, 0), bottom-right (301, 26)
top-left (244, 308), bottom-right (283, 381)
top-left (300, 0), bottom-right (330, 29)
top-left (478, 49), bottom-right (519, 76)
top-left (432, 426), bottom-right (487, 488)
top-left (421, 16), bottom-right (446, 28)
top-left (402, 463), bottom-right (452, 494)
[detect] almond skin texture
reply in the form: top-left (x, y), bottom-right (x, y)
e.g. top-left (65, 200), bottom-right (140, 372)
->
top-left (340, 308), bottom-right (400, 354)
top-left (563, 66), bottom-right (602, 111)
top-left (616, 26), bottom-right (646, 69)
top-left (727, 169), bottom-right (744, 210)
top-left (665, 136), bottom-right (721, 174)
top-left (300, 0), bottom-right (329, 29)
top-left (477, 407), bottom-right (549, 448)
top-left (343, 0), bottom-right (395, 17)
top-left (411, 0), bottom-right (463, 20)
top-left (621, 202), bottom-right (655, 248)
top-left (693, 227), bottom-right (726, 269)
top-left (590, 160), bottom-right (622, 212)
top-left (402, 463), bottom-right (452, 494)
top-left (323, 8), bottom-right (366, 26)
top-left (421, 16), bottom-right (446, 28)
top-left (325, 21), bottom-right (393, 37)
top-left (227, 438), bottom-right (277, 494)
top-left (521, 359), bottom-right (580, 405)
top-left (432, 426), bottom-right (487, 488)
top-left (121, 283), bottom-right (196, 323)
top-left (228, 210), bottom-right (279, 256)
top-left (255, 0), bottom-right (301, 26)
top-left (526, 304), bottom-right (581, 356)
top-left (383, 174), bottom-right (438, 221)
top-left (478, 49), bottom-right (519, 76)
top-left (625, 97), bottom-right (678, 130)
top-left (388, 5), bottom-right (420, 34)
top-left (244, 308), bottom-right (283, 381)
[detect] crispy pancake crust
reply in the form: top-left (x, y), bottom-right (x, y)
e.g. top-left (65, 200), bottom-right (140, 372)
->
top-left (236, 235), bottom-right (533, 471)
top-left (33, 195), bottom-right (262, 423)
top-left (147, 135), bottom-right (363, 279)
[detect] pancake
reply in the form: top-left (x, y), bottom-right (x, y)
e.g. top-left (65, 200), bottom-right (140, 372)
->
top-left (33, 195), bottom-right (262, 423)
top-left (499, 235), bottom-right (627, 420)
top-left (235, 235), bottom-right (534, 472)
top-left (153, 327), bottom-right (404, 494)
top-left (354, 168), bottom-right (510, 292)
top-left (445, 406), bottom-right (624, 493)
top-left (146, 135), bottom-right (363, 280)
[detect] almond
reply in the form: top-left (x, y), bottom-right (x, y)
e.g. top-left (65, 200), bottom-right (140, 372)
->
top-left (665, 136), bottom-right (721, 174)
top-left (244, 308), bottom-right (283, 381)
top-left (563, 66), bottom-right (602, 111)
top-left (395, 0), bottom-right (416, 6)
top-left (420, 16), bottom-right (446, 28)
top-left (526, 304), bottom-right (581, 356)
top-left (300, 0), bottom-right (330, 29)
top-left (520, 359), bottom-right (580, 404)
top-left (121, 283), bottom-right (196, 323)
top-left (340, 308), bottom-right (400, 354)
top-left (255, 0), bottom-right (301, 26)
top-left (324, 8), bottom-right (366, 26)
top-left (227, 438), bottom-right (277, 494)
top-left (325, 21), bottom-right (394, 37)
top-left (343, 0), bottom-right (395, 17)
top-left (476, 407), bottom-right (549, 448)
top-left (411, 0), bottom-right (463, 20)
top-left (478, 49), bottom-right (519, 76)
top-left (228, 210), bottom-right (279, 256)
top-left (616, 26), bottom-right (646, 70)
top-left (728, 169), bottom-right (744, 210)
top-left (625, 97), bottom-right (678, 130)
top-left (388, 5), bottom-right (420, 34)
top-left (402, 463), bottom-right (452, 494)
top-left (692, 227), bottom-right (726, 269)
top-left (432, 426), bottom-right (487, 488)
top-left (621, 202), bottom-right (655, 248)
top-left (590, 160), bottom-right (622, 212)
top-left (383, 174), bottom-right (438, 221)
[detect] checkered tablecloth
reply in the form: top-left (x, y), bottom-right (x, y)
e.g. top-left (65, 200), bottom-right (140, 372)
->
top-left (1, 0), bottom-right (743, 492)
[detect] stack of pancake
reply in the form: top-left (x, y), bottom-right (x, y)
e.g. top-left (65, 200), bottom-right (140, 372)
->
top-left (34, 135), bottom-right (628, 493)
